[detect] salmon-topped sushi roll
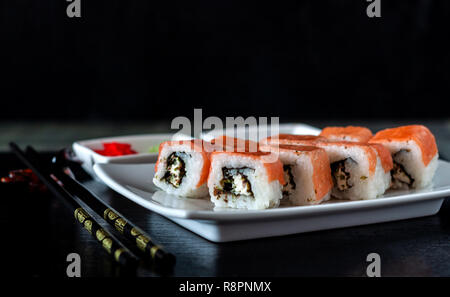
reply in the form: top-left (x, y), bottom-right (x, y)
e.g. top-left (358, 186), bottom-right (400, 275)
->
top-left (314, 141), bottom-right (393, 200)
top-left (369, 125), bottom-right (438, 189)
top-left (153, 140), bottom-right (210, 198)
top-left (208, 151), bottom-right (285, 210)
top-left (259, 134), bottom-right (326, 146)
top-left (320, 126), bottom-right (373, 142)
top-left (260, 144), bottom-right (333, 205)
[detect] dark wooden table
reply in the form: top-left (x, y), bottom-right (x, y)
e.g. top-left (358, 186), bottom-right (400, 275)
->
top-left (2, 151), bottom-right (450, 278)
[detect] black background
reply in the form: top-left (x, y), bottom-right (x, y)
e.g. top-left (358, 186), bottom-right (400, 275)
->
top-left (2, 0), bottom-right (450, 121)
top-left (2, 1), bottom-right (450, 280)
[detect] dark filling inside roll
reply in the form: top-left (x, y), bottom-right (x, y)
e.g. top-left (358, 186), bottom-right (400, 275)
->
top-left (391, 150), bottom-right (414, 187)
top-left (214, 167), bottom-right (254, 200)
top-left (162, 152), bottom-right (186, 188)
top-left (282, 164), bottom-right (296, 196)
top-left (331, 158), bottom-right (354, 191)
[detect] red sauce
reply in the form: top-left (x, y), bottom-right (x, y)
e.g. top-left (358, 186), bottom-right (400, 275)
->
top-left (94, 142), bottom-right (137, 156)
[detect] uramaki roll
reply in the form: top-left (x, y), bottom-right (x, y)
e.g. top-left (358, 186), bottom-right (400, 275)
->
top-left (369, 125), bottom-right (438, 189)
top-left (259, 134), bottom-right (326, 146)
top-left (260, 144), bottom-right (333, 205)
top-left (314, 141), bottom-right (393, 200)
top-left (153, 140), bottom-right (210, 198)
top-left (320, 126), bottom-right (373, 142)
top-left (208, 151), bottom-right (285, 210)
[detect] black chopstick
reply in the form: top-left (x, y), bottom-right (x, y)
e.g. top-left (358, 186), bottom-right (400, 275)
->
top-left (9, 142), bottom-right (138, 269)
top-left (26, 146), bottom-right (175, 268)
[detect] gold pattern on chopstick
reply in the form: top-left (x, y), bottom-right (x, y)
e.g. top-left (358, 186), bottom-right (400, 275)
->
top-left (115, 218), bottom-right (127, 234)
top-left (131, 227), bottom-right (141, 237)
top-left (74, 208), bottom-right (80, 221)
top-left (83, 219), bottom-right (93, 234)
top-left (107, 209), bottom-right (119, 221)
top-left (96, 229), bottom-right (108, 242)
top-left (102, 238), bottom-right (113, 253)
top-left (150, 245), bottom-right (161, 259)
top-left (114, 248), bottom-right (125, 262)
top-left (103, 209), bottom-right (111, 220)
top-left (136, 235), bottom-right (149, 252)
top-left (74, 208), bottom-right (89, 224)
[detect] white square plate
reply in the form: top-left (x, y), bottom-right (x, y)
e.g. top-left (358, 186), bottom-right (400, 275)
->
top-left (93, 160), bottom-right (450, 242)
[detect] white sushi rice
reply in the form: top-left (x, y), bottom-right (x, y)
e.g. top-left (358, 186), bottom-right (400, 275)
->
top-left (153, 143), bottom-right (209, 198)
top-left (208, 153), bottom-right (283, 210)
top-left (317, 144), bottom-right (391, 200)
top-left (377, 140), bottom-right (438, 189)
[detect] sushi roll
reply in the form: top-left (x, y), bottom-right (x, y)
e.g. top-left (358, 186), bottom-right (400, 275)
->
top-left (259, 134), bottom-right (326, 146)
top-left (260, 144), bottom-right (333, 205)
top-left (320, 126), bottom-right (373, 142)
top-left (153, 140), bottom-right (210, 198)
top-left (369, 125), bottom-right (438, 189)
top-left (314, 141), bottom-right (393, 200)
top-left (208, 151), bottom-right (285, 210)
